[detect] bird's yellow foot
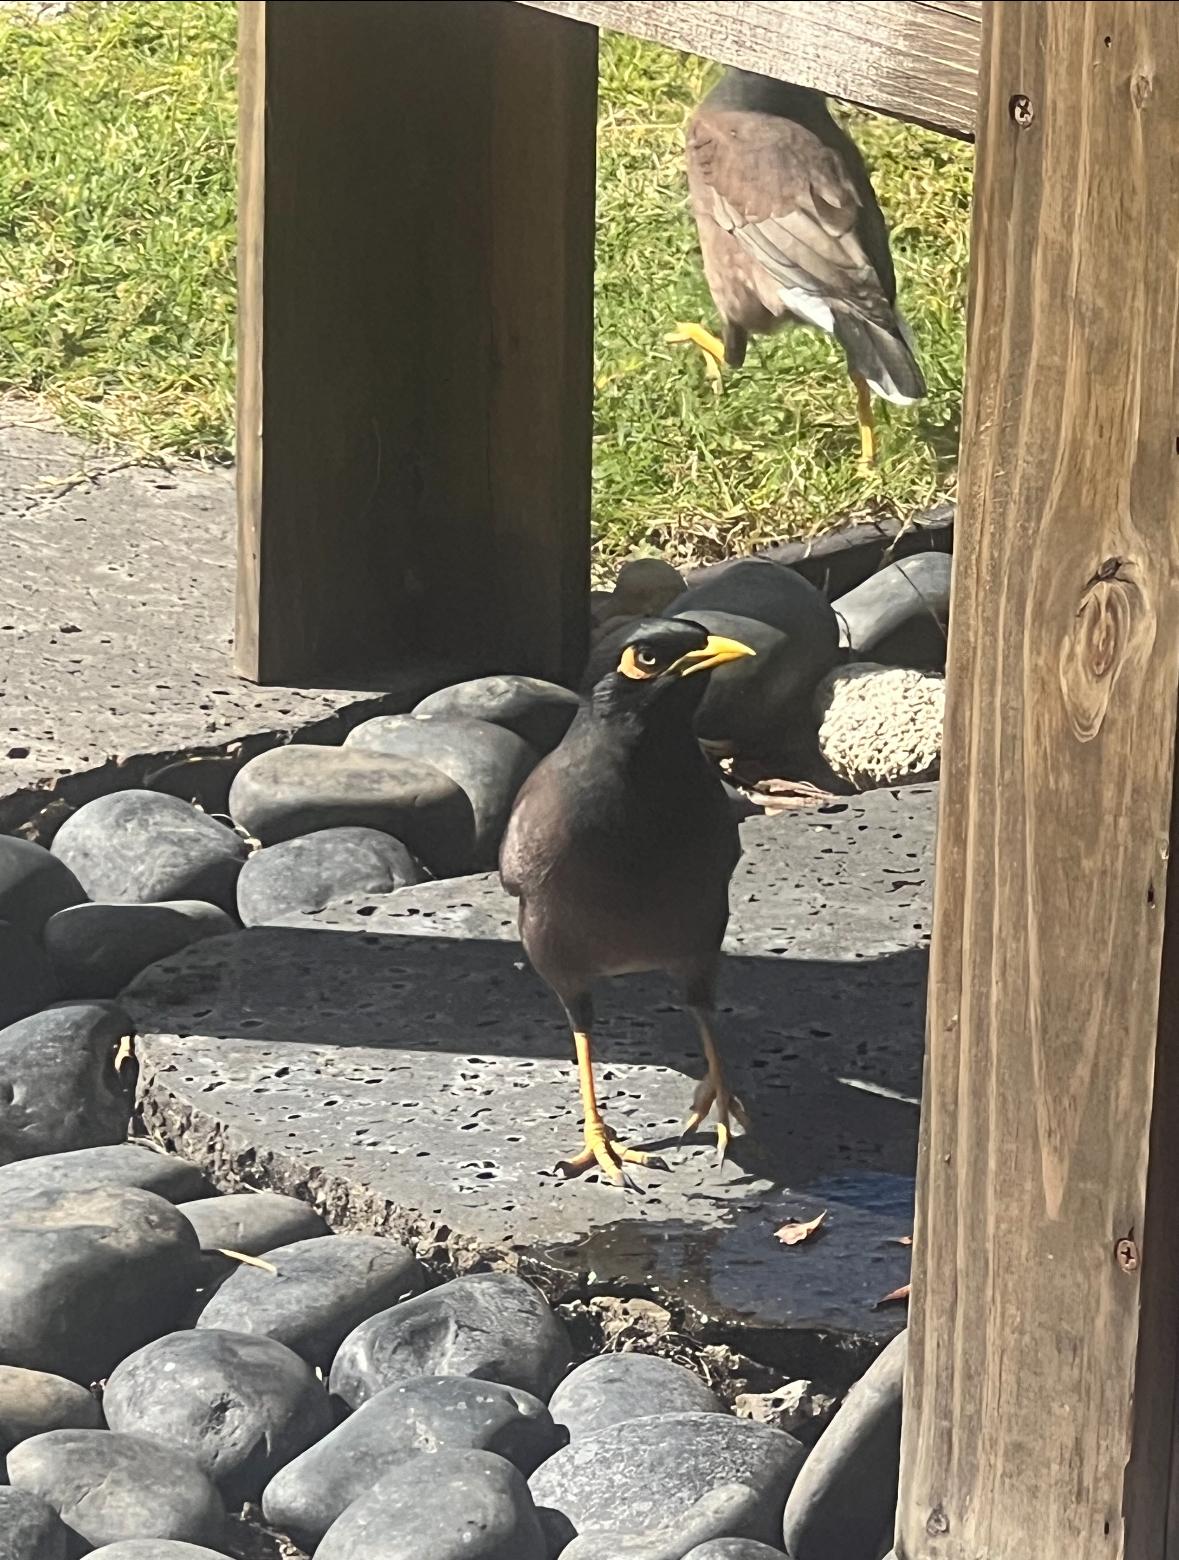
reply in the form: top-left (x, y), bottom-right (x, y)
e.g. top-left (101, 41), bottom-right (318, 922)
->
top-left (665, 322), bottom-right (726, 364)
top-left (682, 1075), bottom-right (750, 1166)
top-left (665, 322), bottom-right (726, 393)
top-left (557, 1117), bottom-right (668, 1186)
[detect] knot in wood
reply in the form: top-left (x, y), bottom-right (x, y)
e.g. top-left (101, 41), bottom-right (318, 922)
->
top-left (1132, 73), bottom-right (1153, 110)
top-left (1009, 93), bottom-right (1034, 127)
top-left (1059, 559), bottom-right (1154, 742)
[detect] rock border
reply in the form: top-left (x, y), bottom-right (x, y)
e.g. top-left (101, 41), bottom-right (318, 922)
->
top-left (134, 1061), bottom-right (888, 1400)
top-left (0, 662), bottom-right (470, 847)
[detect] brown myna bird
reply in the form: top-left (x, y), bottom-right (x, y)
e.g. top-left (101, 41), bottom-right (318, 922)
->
top-left (499, 618), bottom-right (755, 1184)
top-left (669, 70), bottom-right (926, 465)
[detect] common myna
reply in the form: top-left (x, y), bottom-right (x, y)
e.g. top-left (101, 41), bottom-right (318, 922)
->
top-left (499, 618), bottom-right (755, 1183)
top-left (669, 70), bottom-right (926, 465)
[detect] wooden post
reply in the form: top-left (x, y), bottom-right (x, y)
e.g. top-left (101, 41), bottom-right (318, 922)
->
top-left (235, 1), bottom-right (596, 687)
top-left (897, 3), bottom-right (1179, 1557)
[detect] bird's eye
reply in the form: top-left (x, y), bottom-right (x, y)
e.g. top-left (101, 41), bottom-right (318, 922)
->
top-left (616, 643), bottom-right (665, 680)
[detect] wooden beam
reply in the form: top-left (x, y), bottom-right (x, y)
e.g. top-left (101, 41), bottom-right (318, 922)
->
top-left (897, 3), bottom-right (1179, 1558)
top-left (517, 1), bottom-right (981, 138)
top-left (234, 1), bottom-right (596, 686)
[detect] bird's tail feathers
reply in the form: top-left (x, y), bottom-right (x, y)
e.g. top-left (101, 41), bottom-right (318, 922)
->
top-left (894, 308), bottom-right (920, 358)
top-left (722, 322), bottom-right (748, 369)
top-left (833, 309), bottom-right (926, 405)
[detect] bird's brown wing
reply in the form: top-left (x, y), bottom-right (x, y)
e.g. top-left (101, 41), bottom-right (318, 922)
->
top-left (686, 106), bottom-right (896, 328)
top-left (498, 759), bottom-right (551, 902)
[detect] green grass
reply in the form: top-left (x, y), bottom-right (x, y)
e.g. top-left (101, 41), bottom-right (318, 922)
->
top-left (0, 0), bottom-right (237, 458)
top-left (592, 36), bottom-right (972, 574)
top-left (0, 3), bottom-right (972, 569)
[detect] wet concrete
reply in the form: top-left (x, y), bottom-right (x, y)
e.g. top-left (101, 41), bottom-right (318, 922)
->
top-left (125, 786), bottom-right (935, 1369)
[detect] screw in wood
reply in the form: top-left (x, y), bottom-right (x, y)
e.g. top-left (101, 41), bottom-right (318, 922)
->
top-left (1009, 94), bottom-right (1035, 128)
top-left (1115, 1237), bottom-right (1140, 1272)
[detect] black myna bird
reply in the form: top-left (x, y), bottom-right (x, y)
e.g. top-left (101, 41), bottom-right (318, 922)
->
top-left (500, 619), bottom-right (755, 1184)
top-left (669, 70), bottom-right (926, 465)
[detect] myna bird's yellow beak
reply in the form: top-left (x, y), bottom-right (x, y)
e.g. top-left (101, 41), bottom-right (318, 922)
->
top-left (669, 635), bottom-right (756, 677)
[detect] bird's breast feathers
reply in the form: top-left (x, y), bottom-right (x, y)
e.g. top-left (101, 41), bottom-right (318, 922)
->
top-left (500, 748), bottom-right (737, 906)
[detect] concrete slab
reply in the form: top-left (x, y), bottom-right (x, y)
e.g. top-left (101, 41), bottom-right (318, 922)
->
top-left (0, 412), bottom-right (465, 830)
top-left (126, 785), bottom-right (935, 1368)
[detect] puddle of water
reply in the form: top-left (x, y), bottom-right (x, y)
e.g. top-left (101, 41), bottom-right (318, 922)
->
top-left (799, 1170), bottom-right (915, 1221)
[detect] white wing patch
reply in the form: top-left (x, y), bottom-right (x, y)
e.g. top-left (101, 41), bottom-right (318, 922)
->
top-left (777, 286), bottom-right (835, 334)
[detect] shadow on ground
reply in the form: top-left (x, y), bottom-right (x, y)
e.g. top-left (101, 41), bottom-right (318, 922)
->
top-left (127, 923), bottom-right (923, 1351)
top-left (127, 924), bottom-right (925, 1190)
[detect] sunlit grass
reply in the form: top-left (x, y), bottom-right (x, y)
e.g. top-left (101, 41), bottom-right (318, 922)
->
top-left (0, 6), bottom-right (971, 568)
top-left (0, 0), bottom-right (236, 459)
top-left (592, 34), bottom-right (972, 576)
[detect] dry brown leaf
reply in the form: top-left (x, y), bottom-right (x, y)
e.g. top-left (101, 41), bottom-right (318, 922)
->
top-left (874, 1282), bottom-right (911, 1309)
top-left (747, 784), bottom-right (842, 811)
top-left (754, 778), bottom-right (834, 799)
top-left (725, 761), bottom-right (839, 806)
top-left (774, 1211), bottom-right (827, 1246)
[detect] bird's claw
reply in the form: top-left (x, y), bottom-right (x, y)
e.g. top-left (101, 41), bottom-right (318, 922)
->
top-left (681, 1076), bottom-right (749, 1165)
top-left (715, 1120), bottom-right (730, 1168)
top-left (557, 1119), bottom-right (667, 1186)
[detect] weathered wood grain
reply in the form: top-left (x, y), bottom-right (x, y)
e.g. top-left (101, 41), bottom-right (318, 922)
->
top-left (234, 1), bottom-right (595, 685)
top-left (517, 0), bottom-right (981, 138)
top-left (897, 3), bottom-right (1179, 1557)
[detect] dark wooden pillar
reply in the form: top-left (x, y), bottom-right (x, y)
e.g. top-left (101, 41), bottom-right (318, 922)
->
top-left (235, 1), bottom-right (597, 687)
top-left (897, 4), bottom-right (1179, 1557)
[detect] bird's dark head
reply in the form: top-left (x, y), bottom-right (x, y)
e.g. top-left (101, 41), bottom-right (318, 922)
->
top-left (705, 68), bottom-right (828, 122)
top-left (589, 617), bottom-right (755, 725)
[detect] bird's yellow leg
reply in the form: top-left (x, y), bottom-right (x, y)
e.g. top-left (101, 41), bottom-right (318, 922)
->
top-left (852, 371), bottom-right (877, 468)
top-left (665, 323), bottom-right (725, 394)
top-left (682, 1013), bottom-right (749, 1166)
top-left (558, 1031), bottom-right (665, 1184)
